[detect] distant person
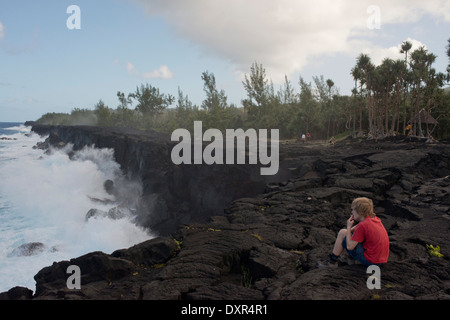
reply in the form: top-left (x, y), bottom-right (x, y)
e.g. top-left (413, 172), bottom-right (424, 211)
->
top-left (317, 197), bottom-right (389, 267)
top-left (406, 123), bottom-right (412, 136)
top-left (306, 132), bottom-right (311, 141)
top-left (301, 134), bottom-right (306, 143)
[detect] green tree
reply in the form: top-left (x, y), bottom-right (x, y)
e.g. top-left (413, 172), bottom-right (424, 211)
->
top-left (276, 75), bottom-right (299, 138)
top-left (201, 71), bottom-right (228, 111)
top-left (175, 86), bottom-right (198, 131)
top-left (278, 75), bottom-right (297, 105)
top-left (201, 71), bottom-right (230, 130)
top-left (391, 59), bottom-right (408, 134)
top-left (356, 54), bottom-right (375, 136)
top-left (94, 99), bottom-right (111, 126)
top-left (409, 47), bottom-right (436, 136)
top-left (117, 91), bottom-right (132, 109)
top-left (326, 78), bottom-right (335, 138)
top-left (399, 40), bottom-right (413, 133)
top-left (350, 66), bottom-right (363, 137)
top-left (377, 58), bottom-right (396, 136)
top-left (288, 77), bottom-right (319, 137)
top-left (69, 108), bottom-right (97, 125)
top-left (129, 83), bottom-right (174, 128)
top-left (242, 62), bottom-right (270, 128)
top-left (400, 41), bottom-right (413, 65)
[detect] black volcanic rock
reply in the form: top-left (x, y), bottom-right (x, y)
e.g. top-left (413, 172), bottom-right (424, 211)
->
top-left (28, 124), bottom-right (296, 235)
top-left (9, 242), bottom-right (46, 257)
top-left (2, 125), bottom-right (449, 300)
top-left (0, 286), bottom-right (33, 300)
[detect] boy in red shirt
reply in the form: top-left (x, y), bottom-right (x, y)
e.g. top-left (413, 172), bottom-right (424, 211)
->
top-left (318, 197), bottom-right (389, 267)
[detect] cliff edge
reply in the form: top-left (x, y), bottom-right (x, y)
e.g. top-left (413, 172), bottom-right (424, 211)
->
top-left (1, 124), bottom-right (449, 300)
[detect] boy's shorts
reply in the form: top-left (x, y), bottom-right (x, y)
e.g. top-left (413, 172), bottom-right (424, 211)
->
top-left (342, 237), bottom-right (378, 267)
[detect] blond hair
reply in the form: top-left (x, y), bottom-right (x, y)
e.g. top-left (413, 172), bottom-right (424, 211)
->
top-left (351, 197), bottom-right (375, 218)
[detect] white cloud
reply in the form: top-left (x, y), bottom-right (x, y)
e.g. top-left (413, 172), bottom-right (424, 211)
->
top-left (142, 65), bottom-right (173, 79)
top-left (125, 61), bottom-right (173, 79)
top-left (126, 62), bottom-right (140, 76)
top-left (131, 0), bottom-right (450, 82)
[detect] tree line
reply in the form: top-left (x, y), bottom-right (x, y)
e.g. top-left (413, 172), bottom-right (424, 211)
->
top-left (350, 40), bottom-right (450, 140)
top-left (37, 39), bottom-right (450, 140)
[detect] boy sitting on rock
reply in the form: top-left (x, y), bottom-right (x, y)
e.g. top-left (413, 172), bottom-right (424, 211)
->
top-left (318, 197), bottom-right (389, 267)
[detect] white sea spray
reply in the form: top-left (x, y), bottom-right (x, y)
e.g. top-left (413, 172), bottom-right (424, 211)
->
top-left (0, 124), bottom-right (153, 292)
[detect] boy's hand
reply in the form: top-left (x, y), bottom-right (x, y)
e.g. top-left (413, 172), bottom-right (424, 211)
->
top-left (347, 215), bottom-right (355, 229)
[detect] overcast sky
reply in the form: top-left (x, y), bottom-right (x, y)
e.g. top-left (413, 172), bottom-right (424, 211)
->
top-left (1, 0), bottom-right (449, 122)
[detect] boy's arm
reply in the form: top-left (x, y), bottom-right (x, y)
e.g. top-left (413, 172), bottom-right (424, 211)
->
top-left (346, 228), bottom-right (359, 250)
top-left (346, 216), bottom-right (359, 250)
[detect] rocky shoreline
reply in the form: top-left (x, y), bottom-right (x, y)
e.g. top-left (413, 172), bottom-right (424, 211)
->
top-left (1, 124), bottom-right (449, 300)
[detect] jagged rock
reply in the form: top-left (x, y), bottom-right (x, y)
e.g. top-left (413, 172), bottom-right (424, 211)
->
top-left (0, 287), bottom-right (33, 300)
top-left (85, 208), bottom-right (108, 221)
top-left (9, 242), bottom-right (46, 257)
top-left (85, 206), bottom-right (133, 221)
top-left (33, 251), bottom-right (135, 298)
top-left (107, 206), bottom-right (132, 220)
top-left (3, 124), bottom-right (448, 300)
top-left (103, 179), bottom-right (115, 195)
top-left (111, 237), bottom-right (179, 267)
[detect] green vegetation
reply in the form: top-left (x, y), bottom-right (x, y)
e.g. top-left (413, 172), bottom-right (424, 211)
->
top-left (251, 233), bottom-right (263, 242)
top-left (36, 39), bottom-right (450, 140)
top-left (426, 244), bottom-right (444, 258)
top-left (173, 238), bottom-right (182, 251)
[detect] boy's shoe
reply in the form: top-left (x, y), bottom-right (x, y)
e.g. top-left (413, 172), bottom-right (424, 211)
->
top-left (316, 259), bottom-right (338, 268)
top-left (316, 254), bottom-right (348, 268)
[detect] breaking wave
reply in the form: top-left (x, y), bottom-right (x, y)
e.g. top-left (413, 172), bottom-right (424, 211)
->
top-left (0, 124), bottom-right (153, 292)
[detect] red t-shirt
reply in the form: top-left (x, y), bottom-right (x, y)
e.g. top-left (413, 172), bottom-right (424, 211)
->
top-left (351, 216), bottom-right (389, 263)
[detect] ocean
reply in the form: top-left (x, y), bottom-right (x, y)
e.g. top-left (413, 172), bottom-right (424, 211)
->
top-left (0, 122), bottom-right (153, 293)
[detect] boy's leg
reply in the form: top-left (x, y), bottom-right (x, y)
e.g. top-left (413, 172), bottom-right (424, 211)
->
top-left (347, 243), bottom-right (372, 266)
top-left (332, 229), bottom-right (347, 257)
top-left (316, 229), bottom-right (347, 268)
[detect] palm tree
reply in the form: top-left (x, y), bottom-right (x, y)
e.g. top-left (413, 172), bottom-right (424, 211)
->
top-left (326, 79), bottom-right (334, 138)
top-left (391, 59), bottom-right (408, 134)
top-left (400, 41), bottom-right (413, 65)
top-left (410, 47), bottom-right (429, 136)
top-left (378, 58), bottom-right (396, 136)
top-left (350, 66), bottom-right (361, 137)
top-left (399, 41), bottom-right (413, 133)
top-left (356, 54), bottom-right (375, 136)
